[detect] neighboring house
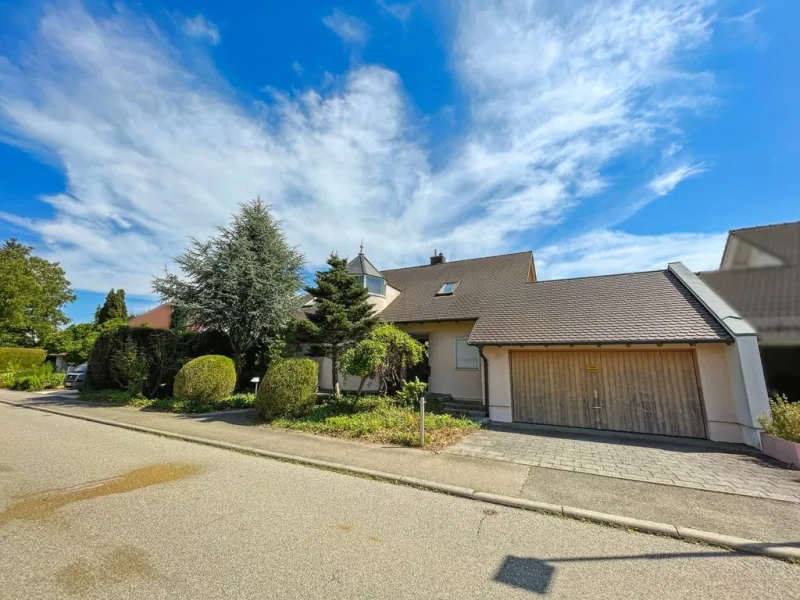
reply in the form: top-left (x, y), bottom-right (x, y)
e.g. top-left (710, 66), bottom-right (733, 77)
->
top-left (300, 249), bottom-right (770, 449)
top-left (128, 303), bottom-right (174, 329)
top-left (699, 221), bottom-right (800, 401)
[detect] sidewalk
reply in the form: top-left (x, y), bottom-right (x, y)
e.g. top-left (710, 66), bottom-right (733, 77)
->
top-left (2, 389), bottom-right (799, 548)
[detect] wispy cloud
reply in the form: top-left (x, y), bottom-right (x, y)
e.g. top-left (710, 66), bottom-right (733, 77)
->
top-left (291, 60), bottom-right (304, 76)
top-left (537, 229), bottom-right (727, 280)
top-left (322, 9), bottom-right (370, 45)
top-left (377, 1), bottom-right (415, 22)
top-left (724, 6), bottom-right (767, 46)
top-left (648, 163), bottom-right (707, 197)
top-left (182, 14), bottom-right (220, 45)
top-left (0, 1), bottom-right (722, 294)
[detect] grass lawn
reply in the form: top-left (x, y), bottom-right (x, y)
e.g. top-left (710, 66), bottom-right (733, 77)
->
top-left (79, 389), bottom-right (256, 413)
top-left (269, 396), bottom-right (479, 450)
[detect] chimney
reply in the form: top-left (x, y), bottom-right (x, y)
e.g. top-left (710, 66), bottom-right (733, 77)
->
top-left (430, 250), bottom-right (445, 265)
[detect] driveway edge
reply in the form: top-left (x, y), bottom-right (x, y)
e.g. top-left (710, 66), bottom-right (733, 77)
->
top-left (3, 399), bottom-right (798, 563)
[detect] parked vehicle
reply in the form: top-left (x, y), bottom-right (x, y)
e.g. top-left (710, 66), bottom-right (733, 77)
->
top-left (63, 363), bottom-right (88, 390)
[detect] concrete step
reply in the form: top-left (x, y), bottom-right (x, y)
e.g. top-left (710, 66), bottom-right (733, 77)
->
top-left (443, 408), bottom-right (486, 420)
top-left (441, 400), bottom-right (484, 411)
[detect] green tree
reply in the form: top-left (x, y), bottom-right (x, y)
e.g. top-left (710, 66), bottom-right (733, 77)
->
top-left (152, 198), bottom-right (305, 376)
top-left (95, 289), bottom-right (128, 324)
top-left (341, 324), bottom-right (425, 398)
top-left (0, 239), bottom-right (75, 346)
top-left (48, 318), bottom-right (127, 364)
top-left (297, 254), bottom-right (379, 394)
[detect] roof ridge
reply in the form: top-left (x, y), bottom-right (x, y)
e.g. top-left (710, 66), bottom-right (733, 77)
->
top-left (380, 250), bottom-right (532, 273)
top-left (531, 269), bottom-right (666, 284)
top-left (729, 220), bottom-right (800, 233)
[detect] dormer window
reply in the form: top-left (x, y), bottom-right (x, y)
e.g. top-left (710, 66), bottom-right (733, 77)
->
top-left (360, 275), bottom-right (386, 297)
top-left (436, 281), bottom-right (459, 296)
top-left (346, 248), bottom-right (386, 297)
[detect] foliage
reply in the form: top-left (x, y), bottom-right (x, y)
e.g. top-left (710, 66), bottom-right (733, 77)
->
top-left (6, 362), bottom-right (63, 391)
top-left (95, 289), bottom-right (128, 324)
top-left (46, 319), bottom-right (127, 364)
top-left (394, 378), bottom-right (428, 407)
top-left (79, 389), bottom-right (256, 413)
top-left (173, 355), bottom-right (237, 407)
top-left (271, 395), bottom-right (477, 450)
top-left (255, 358), bottom-right (318, 421)
top-left (340, 338), bottom-right (386, 398)
top-left (759, 394), bottom-right (800, 443)
top-left (295, 253), bottom-right (379, 393)
top-left (0, 239), bottom-right (75, 346)
top-left (12, 374), bottom-right (45, 391)
top-left (88, 326), bottom-right (234, 397)
top-left (170, 304), bottom-right (189, 332)
top-left (152, 198), bottom-right (305, 374)
top-left (0, 347), bottom-right (46, 373)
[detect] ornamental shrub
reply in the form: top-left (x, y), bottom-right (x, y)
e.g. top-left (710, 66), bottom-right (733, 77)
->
top-left (173, 355), bottom-right (237, 408)
top-left (393, 377), bottom-right (428, 408)
top-left (758, 394), bottom-right (800, 443)
top-left (12, 375), bottom-right (45, 391)
top-left (255, 358), bottom-right (318, 421)
top-left (0, 348), bottom-right (46, 373)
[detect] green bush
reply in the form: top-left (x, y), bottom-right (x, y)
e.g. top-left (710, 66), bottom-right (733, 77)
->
top-left (759, 395), bottom-right (800, 443)
top-left (0, 348), bottom-right (46, 373)
top-left (0, 372), bottom-right (14, 388)
top-left (43, 373), bottom-right (65, 389)
top-left (255, 358), bottom-right (318, 421)
top-left (173, 355), bottom-right (237, 407)
top-left (87, 326), bottom-right (234, 397)
top-left (12, 375), bottom-right (45, 391)
top-left (394, 377), bottom-right (428, 407)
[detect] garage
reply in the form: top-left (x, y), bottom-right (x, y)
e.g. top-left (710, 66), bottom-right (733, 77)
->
top-left (509, 349), bottom-right (707, 438)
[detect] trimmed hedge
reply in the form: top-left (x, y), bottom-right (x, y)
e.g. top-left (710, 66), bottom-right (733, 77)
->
top-left (87, 326), bottom-right (234, 397)
top-left (255, 358), bottom-right (318, 421)
top-left (0, 348), bottom-right (46, 373)
top-left (174, 355), bottom-right (237, 406)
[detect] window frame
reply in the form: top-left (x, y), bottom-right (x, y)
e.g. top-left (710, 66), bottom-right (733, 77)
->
top-left (436, 281), bottom-right (460, 296)
top-left (360, 275), bottom-right (386, 297)
top-left (454, 337), bottom-right (480, 371)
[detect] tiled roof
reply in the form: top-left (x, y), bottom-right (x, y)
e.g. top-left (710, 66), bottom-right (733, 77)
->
top-left (468, 270), bottom-right (731, 345)
top-left (700, 221), bottom-right (800, 343)
top-left (379, 252), bottom-right (533, 323)
top-left (347, 253), bottom-right (383, 278)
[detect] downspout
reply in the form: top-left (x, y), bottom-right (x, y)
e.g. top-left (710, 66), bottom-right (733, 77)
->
top-left (478, 346), bottom-right (490, 418)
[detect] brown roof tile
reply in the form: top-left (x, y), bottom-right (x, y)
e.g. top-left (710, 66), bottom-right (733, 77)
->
top-left (468, 270), bottom-right (731, 345)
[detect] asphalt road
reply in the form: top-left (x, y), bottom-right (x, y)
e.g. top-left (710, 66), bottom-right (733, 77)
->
top-left (1, 403), bottom-right (798, 599)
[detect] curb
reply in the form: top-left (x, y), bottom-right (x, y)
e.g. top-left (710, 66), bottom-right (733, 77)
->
top-left (3, 398), bottom-right (799, 563)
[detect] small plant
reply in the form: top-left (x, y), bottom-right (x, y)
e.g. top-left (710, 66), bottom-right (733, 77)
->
top-left (758, 394), bottom-right (800, 443)
top-left (394, 378), bottom-right (428, 407)
top-left (12, 375), bottom-right (45, 391)
top-left (173, 355), bottom-right (237, 408)
top-left (255, 358), bottom-right (318, 421)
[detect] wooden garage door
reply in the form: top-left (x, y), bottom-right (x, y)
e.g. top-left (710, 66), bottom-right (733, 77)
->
top-left (510, 350), bottom-right (706, 438)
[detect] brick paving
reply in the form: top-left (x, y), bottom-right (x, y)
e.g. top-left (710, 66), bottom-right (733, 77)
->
top-left (446, 428), bottom-right (800, 503)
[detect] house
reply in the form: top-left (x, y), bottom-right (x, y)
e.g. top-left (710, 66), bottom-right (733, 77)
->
top-left (128, 303), bottom-right (174, 329)
top-left (301, 248), bottom-right (770, 449)
top-left (699, 221), bottom-right (800, 400)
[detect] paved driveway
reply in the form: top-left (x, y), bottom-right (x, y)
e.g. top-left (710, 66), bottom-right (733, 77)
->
top-left (447, 427), bottom-right (800, 503)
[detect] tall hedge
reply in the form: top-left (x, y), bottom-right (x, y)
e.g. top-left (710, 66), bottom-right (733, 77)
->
top-left (0, 348), bottom-right (46, 373)
top-left (255, 358), bottom-right (318, 421)
top-left (174, 355), bottom-right (237, 406)
top-left (87, 326), bottom-right (234, 397)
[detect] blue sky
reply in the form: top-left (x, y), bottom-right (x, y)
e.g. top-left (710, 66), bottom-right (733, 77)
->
top-left (0, 0), bottom-right (797, 324)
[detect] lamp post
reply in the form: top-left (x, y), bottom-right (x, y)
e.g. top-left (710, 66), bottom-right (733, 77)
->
top-left (251, 376), bottom-right (260, 396)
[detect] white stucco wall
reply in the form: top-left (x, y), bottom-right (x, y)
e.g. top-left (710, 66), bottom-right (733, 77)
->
top-left (366, 283), bottom-right (401, 313)
top-left (398, 322), bottom-right (483, 400)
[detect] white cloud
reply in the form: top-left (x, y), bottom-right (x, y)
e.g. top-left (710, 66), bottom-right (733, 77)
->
top-left (291, 60), bottom-right (304, 76)
top-left (648, 163), bottom-right (707, 197)
top-left (322, 9), bottom-right (370, 45)
top-left (377, 1), bottom-right (415, 22)
top-left (182, 15), bottom-right (220, 45)
top-left (0, 1), bottom-right (722, 294)
top-left (537, 229), bottom-right (727, 280)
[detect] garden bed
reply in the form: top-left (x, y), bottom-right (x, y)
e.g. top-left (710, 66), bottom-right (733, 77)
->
top-left (78, 389), bottom-right (255, 413)
top-left (268, 396), bottom-right (479, 450)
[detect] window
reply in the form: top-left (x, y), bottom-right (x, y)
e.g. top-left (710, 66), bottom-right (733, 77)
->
top-left (436, 281), bottom-right (459, 296)
top-left (360, 275), bottom-right (386, 296)
top-left (455, 338), bottom-right (480, 370)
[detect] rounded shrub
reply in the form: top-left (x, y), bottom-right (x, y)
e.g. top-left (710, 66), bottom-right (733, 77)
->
top-left (173, 355), bottom-right (236, 407)
top-left (255, 358), bottom-right (318, 421)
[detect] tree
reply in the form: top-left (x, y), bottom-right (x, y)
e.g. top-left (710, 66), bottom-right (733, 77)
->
top-left (296, 253), bottom-right (379, 394)
top-left (152, 198), bottom-right (305, 376)
top-left (95, 289), bottom-right (128, 324)
top-left (47, 318), bottom-right (127, 364)
top-left (0, 239), bottom-right (75, 347)
top-left (341, 324), bottom-right (425, 398)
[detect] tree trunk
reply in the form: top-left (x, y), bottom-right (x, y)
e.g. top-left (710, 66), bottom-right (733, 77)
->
top-left (356, 376), bottom-right (366, 397)
top-left (331, 351), bottom-right (340, 396)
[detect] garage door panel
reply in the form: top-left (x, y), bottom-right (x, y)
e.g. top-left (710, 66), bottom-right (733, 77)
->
top-left (511, 350), bottom-right (706, 438)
